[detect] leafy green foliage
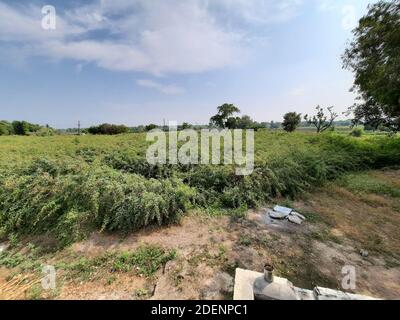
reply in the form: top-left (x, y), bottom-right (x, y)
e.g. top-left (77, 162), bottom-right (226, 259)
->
top-left (282, 112), bottom-right (302, 132)
top-left (88, 123), bottom-right (129, 135)
top-left (343, 0), bottom-right (400, 131)
top-left (0, 121), bottom-right (12, 135)
top-left (350, 128), bottom-right (363, 137)
top-left (210, 103), bottom-right (240, 128)
top-left (0, 159), bottom-right (195, 246)
top-left (304, 106), bottom-right (338, 133)
top-left (0, 132), bottom-right (399, 245)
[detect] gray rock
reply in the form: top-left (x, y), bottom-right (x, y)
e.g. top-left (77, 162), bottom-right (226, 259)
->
top-left (287, 215), bottom-right (303, 225)
top-left (0, 243), bottom-right (8, 253)
top-left (290, 212), bottom-right (306, 221)
top-left (273, 205), bottom-right (293, 215)
top-left (268, 210), bottom-right (290, 219)
top-left (360, 249), bottom-right (369, 257)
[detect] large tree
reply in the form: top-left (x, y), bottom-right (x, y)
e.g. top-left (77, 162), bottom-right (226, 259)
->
top-left (210, 103), bottom-right (240, 128)
top-left (342, 0), bottom-right (400, 131)
top-left (282, 112), bottom-right (302, 132)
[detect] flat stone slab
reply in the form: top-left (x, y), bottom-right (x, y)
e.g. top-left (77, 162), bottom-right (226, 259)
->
top-left (268, 210), bottom-right (289, 219)
top-left (234, 268), bottom-right (380, 300)
top-left (273, 206), bottom-right (293, 215)
top-left (314, 287), bottom-right (379, 300)
top-left (287, 215), bottom-right (303, 225)
top-left (290, 212), bottom-right (306, 221)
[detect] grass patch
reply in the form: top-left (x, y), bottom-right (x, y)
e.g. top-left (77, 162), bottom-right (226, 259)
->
top-left (60, 245), bottom-right (177, 281)
top-left (338, 173), bottom-right (400, 198)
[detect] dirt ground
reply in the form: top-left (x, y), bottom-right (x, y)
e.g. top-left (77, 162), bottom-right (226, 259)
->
top-left (1, 170), bottom-right (399, 300)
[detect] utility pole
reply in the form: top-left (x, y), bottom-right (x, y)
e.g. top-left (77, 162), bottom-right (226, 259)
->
top-left (78, 120), bottom-right (81, 135)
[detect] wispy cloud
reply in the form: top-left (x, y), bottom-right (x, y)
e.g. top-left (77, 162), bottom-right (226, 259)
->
top-left (136, 79), bottom-right (185, 95)
top-left (0, 0), bottom-right (305, 75)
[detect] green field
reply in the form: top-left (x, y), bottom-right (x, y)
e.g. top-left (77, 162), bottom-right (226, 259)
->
top-left (1, 130), bottom-right (399, 247)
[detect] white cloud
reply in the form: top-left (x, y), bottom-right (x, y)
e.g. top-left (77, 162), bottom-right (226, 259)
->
top-left (0, 0), bottom-right (305, 75)
top-left (136, 79), bottom-right (185, 95)
top-left (0, 2), bottom-right (84, 41)
top-left (204, 0), bottom-right (303, 25)
top-left (42, 40), bottom-right (151, 72)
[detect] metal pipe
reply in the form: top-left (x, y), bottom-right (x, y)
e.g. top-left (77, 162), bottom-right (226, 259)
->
top-left (264, 264), bottom-right (274, 282)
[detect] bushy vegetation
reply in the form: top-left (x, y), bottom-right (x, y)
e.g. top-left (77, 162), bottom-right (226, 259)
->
top-left (0, 131), bottom-right (399, 246)
top-left (282, 112), bottom-right (302, 132)
top-left (350, 128), bottom-right (363, 137)
top-left (88, 123), bottom-right (129, 135)
top-left (0, 120), bottom-right (54, 136)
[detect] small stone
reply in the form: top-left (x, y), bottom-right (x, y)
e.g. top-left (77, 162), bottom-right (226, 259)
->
top-left (290, 212), bottom-right (306, 221)
top-left (360, 249), bottom-right (369, 257)
top-left (287, 215), bottom-right (303, 225)
top-left (0, 243), bottom-right (8, 253)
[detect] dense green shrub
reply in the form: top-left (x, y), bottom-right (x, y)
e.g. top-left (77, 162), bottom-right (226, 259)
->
top-left (0, 121), bottom-right (13, 135)
top-left (350, 128), bottom-right (363, 137)
top-left (0, 132), bottom-right (399, 246)
top-left (88, 123), bottom-right (130, 135)
top-left (0, 159), bottom-right (195, 246)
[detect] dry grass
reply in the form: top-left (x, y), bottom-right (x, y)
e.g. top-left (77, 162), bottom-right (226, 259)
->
top-left (296, 169), bottom-right (400, 263)
top-left (0, 273), bottom-right (39, 300)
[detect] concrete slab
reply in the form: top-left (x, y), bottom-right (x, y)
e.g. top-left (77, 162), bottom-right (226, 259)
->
top-left (234, 268), bottom-right (380, 300)
top-left (273, 206), bottom-right (293, 215)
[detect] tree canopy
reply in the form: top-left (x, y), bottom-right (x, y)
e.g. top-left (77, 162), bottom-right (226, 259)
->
top-left (88, 123), bottom-right (129, 135)
top-left (282, 112), bottom-right (302, 132)
top-left (210, 103), bottom-right (240, 128)
top-left (342, 0), bottom-right (400, 131)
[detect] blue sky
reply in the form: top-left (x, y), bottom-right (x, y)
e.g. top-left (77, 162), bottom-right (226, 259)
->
top-left (0, 0), bottom-right (377, 128)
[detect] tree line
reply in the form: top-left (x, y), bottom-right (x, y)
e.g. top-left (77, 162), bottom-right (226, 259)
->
top-left (0, 120), bottom-right (54, 136)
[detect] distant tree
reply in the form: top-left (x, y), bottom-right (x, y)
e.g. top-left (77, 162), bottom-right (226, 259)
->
top-left (236, 115), bottom-right (255, 129)
top-left (131, 125), bottom-right (146, 133)
top-left (180, 122), bottom-right (192, 130)
top-left (282, 112), bottom-right (302, 132)
top-left (304, 106), bottom-right (338, 133)
top-left (269, 121), bottom-right (280, 129)
top-left (210, 103), bottom-right (240, 128)
top-left (12, 121), bottom-right (29, 135)
top-left (88, 123), bottom-right (129, 135)
top-left (145, 124), bottom-right (158, 131)
top-left (11, 121), bottom-right (41, 135)
top-left (0, 121), bottom-right (12, 135)
top-left (225, 117), bottom-right (239, 129)
top-left (35, 127), bottom-right (55, 136)
top-left (342, 0), bottom-right (400, 132)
